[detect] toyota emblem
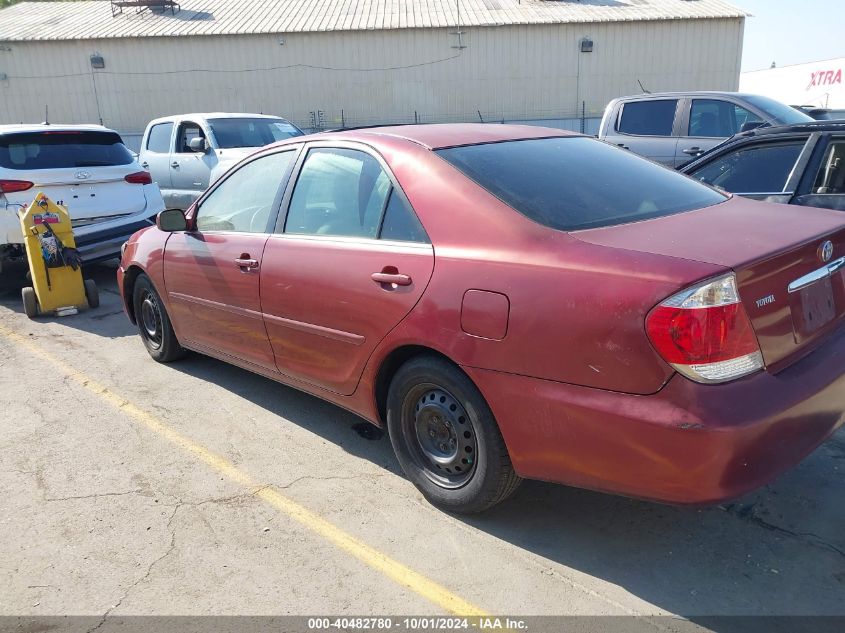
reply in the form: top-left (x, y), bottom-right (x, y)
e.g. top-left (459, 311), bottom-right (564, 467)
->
top-left (74, 170), bottom-right (92, 180)
top-left (819, 240), bottom-right (834, 263)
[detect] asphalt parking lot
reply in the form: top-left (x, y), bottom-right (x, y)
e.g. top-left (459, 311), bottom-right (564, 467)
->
top-left (1, 263), bottom-right (845, 631)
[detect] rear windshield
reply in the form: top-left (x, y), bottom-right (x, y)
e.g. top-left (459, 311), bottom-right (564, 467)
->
top-left (0, 131), bottom-right (134, 170)
top-left (208, 118), bottom-right (303, 149)
top-left (436, 137), bottom-right (727, 231)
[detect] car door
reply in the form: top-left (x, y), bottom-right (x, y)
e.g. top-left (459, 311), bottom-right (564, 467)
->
top-left (163, 148), bottom-right (299, 371)
top-left (260, 143), bottom-right (434, 395)
top-left (169, 120), bottom-right (216, 210)
top-left (676, 98), bottom-right (764, 164)
top-left (139, 121), bottom-right (174, 203)
top-left (793, 136), bottom-right (845, 211)
top-left (602, 99), bottom-right (681, 166)
top-left (685, 137), bottom-right (811, 204)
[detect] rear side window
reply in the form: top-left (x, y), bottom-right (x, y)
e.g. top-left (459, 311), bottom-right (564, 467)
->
top-left (437, 137), bottom-right (726, 231)
top-left (618, 100), bottom-right (678, 136)
top-left (0, 131), bottom-right (134, 170)
top-left (146, 123), bottom-right (173, 153)
top-left (691, 142), bottom-right (805, 193)
top-left (380, 190), bottom-right (428, 242)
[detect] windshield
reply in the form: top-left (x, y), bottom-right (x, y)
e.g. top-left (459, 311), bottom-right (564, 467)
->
top-left (744, 95), bottom-right (814, 125)
top-left (437, 137), bottom-right (727, 231)
top-left (0, 131), bottom-right (134, 170)
top-left (208, 118), bottom-right (303, 149)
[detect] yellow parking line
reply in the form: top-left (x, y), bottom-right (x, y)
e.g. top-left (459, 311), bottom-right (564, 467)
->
top-left (0, 324), bottom-right (486, 617)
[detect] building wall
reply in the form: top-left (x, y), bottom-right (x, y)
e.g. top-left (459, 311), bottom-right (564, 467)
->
top-left (0, 17), bottom-right (743, 138)
top-left (741, 57), bottom-right (845, 109)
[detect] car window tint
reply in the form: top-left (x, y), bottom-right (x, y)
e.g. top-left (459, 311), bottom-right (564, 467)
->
top-left (437, 137), bottom-right (726, 231)
top-left (379, 190), bottom-right (429, 242)
top-left (0, 131), bottom-right (134, 170)
top-left (812, 141), bottom-right (845, 194)
top-left (618, 100), bottom-right (678, 136)
top-left (285, 148), bottom-right (390, 238)
top-left (146, 123), bottom-right (173, 153)
top-left (691, 142), bottom-right (804, 193)
top-left (177, 122), bottom-right (205, 153)
top-left (689, 100), bottom-right (763, 137)
top-left (196, 151), bottom-right (294, 233)
top-left (208, 118), bottom-right (303, 149)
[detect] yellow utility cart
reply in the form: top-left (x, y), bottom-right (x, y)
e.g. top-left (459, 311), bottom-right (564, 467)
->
top-left (19, 193), bottom-right (99, 318)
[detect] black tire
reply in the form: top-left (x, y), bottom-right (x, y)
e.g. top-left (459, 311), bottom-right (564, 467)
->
top-left (84, 279), bottom-right (99, 309)
top-left (387, 355), bottom-right (522, 513)
top-left (21, 286), bottom-right (38, 318)
top-left (132, 274), bottom-right (186, 363)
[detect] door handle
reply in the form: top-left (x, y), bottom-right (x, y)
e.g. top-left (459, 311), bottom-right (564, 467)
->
top-left (235, 256), bottom-right (259, 270)
top-left (141, 161), bottom-right (149, 169)
top-left (372, 271), bottom-right (412, 286)
top-left (616, 143), bottom-right (629, 150)
top-left (682, 147), bottom-right (703, 156)
top-left (171, 161), bottom-right (180, 168)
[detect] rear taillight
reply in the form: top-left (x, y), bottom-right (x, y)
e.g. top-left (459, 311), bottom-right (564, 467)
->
top-left (646, 273), bottom-right (764, 384)
top-left (125, 171), bottom-right (152, 185)
top-left (0, 180), bottom-right (34, 193)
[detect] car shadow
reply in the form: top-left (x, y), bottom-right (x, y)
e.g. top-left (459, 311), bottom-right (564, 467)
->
top-left (163, 348), bottom-right (845, 624)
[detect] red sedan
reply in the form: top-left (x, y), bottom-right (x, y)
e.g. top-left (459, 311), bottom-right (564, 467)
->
top-left (118, 124), bottom-right (845, 513)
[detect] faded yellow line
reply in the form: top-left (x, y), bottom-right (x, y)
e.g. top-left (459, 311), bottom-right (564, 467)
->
top-left (0, 324), bottom-right (486, 617)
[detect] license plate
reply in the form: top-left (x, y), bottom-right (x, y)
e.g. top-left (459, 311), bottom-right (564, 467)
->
top-left (798, 276), bottom-right (836, 335)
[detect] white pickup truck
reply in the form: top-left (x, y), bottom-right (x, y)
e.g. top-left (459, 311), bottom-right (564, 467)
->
top-left (138, 113), bottom-right (303, 210)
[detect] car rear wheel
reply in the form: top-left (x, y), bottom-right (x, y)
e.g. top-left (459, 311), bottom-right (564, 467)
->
top-left (387, 355), bottom-right (521, 513)
top-left (132, 274), bottom-right (185, 363)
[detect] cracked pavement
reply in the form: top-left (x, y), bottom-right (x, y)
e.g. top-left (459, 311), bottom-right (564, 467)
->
top-left (1, 264), bottom-right (845, 626)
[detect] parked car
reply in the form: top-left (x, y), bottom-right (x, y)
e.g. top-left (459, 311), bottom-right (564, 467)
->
top-left (681, 122), bottom-right (845, 211)
top-left (139, 113), bottom-right (303, 210)
top-left (598, 92), bottom-right (813, 166)
top-left (0, 124), bottom-right (165, 273)
top-left (118, 124), bottom-right (845, 513)
top-left (792, 106), bottom-right (845, 121)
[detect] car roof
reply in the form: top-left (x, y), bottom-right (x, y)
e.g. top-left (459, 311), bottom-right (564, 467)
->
top-left (285, 123), bottom-right (579, 150)
top-left (147, 112), bottom-right (292, 125)
top-left (0, 123), bottom-right (119, 135)
top-left (611, 91), bottom-right (764, 101)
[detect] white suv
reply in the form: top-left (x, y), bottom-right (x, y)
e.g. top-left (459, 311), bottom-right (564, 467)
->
top-left (0, 124), bottom-right (165, 273)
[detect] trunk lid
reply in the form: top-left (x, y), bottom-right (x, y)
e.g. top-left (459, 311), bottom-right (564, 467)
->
top-left (573, 196), bottom-right (845, 371)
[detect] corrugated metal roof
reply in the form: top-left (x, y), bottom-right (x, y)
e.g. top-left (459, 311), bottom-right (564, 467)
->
top-left (0, 0), bottom-right (747, 42)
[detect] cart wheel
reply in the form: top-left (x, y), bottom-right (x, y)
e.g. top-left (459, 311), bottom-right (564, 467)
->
top-left (22, 286), bottom-right (39, 318)
top-left (84, 279), bottom-right (99, 309)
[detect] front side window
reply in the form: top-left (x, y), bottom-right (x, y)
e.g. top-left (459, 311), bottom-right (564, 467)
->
top-left (617, 100), bottom-right (678, 136)
top-left (146, 123), bottom-right (173, 153)
top-left (285, 148), bottom-right (392, 239)
top-left (689, 100), bottom-right (763, 138)
top-left (437, 137), bottom-right (726, 231)
top-left (176, 122), bottom-right (205, 153)
top-left (0, 131), bottom-right (134, 170)
top-left (812, 140), bottom-right (845, 194)
top-left (196, 151), bottom-right (295, 233)
top-left (691, 142), bottom-right (805, 193)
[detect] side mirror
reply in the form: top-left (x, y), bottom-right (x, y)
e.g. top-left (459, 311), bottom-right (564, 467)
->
top-left (156, 209), bottom-right (188, 232)
top-left (188, 137), bottom-right (208, 153)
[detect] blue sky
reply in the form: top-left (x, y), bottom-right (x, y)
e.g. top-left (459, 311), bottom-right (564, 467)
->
top-left (738, 0), bottom-right (844, 71)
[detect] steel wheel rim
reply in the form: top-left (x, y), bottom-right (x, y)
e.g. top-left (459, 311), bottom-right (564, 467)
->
top-left (404, 385), bottom-right (478, 489)
top-left (139, 291), bottom-right (163, 349)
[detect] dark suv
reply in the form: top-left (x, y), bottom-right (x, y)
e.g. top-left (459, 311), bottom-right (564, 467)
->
top-left (598, 92), bottom-right (813, 167)
top-left (681, 122), bottom-right (845, 212)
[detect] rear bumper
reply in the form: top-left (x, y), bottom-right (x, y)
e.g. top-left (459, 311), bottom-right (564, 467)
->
top-left (75, 216), bottom-right (156, 264)
top-left (464, 325), bottom-right (845, 505)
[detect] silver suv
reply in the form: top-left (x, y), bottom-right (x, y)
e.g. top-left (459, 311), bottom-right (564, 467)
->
top-left (0, 124), bottom-right (165, 273)
top-left (598, 92), bottom-right (814, 167)
top-left (139, 113), bottom-right (303, 210)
